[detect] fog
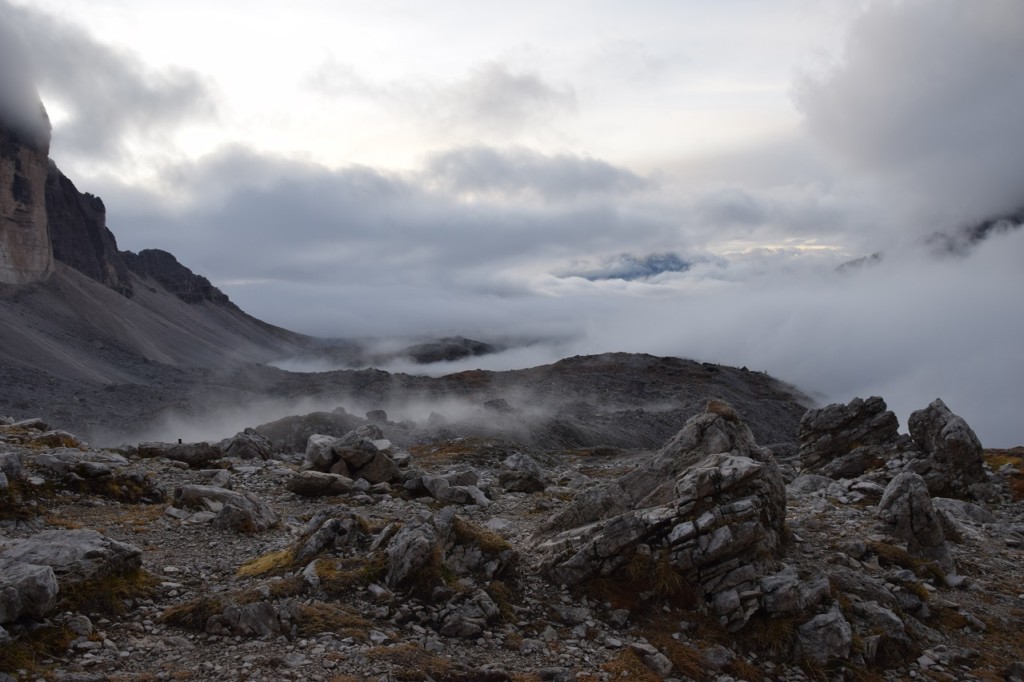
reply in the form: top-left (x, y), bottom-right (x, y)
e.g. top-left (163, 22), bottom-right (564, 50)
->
top-left (5, 0), bottom-right (1024, 447)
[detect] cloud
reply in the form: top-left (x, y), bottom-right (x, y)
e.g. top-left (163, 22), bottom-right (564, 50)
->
top-left (0, 14), bottom-right (49, 147)
top-left (424, 145), bottom-right (648, 201)
top-left (794, 0), bottom-right (1024, 225)
top-left (307, 59), bottom-right (574, 139)
top-left (0, 0), bottom-right (216, 161)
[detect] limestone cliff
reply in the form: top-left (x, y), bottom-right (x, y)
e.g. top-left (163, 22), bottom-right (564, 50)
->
top-left (45, 162), bottom-right (133, 296)
top-left (0, 106), bottom-right (54, 285)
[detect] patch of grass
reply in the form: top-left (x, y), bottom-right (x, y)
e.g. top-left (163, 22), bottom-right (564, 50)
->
top-left (61, 568), bottom-right (159, 615)
top-left (867, 541), bottom-right (947, 586)
top-left (236, 574), bottom-right (307, 604)
top-left (315, 554), bottom-right (386, 597)
top-left (294, 601), bottom-right (369, 639)
top-left (452, 515), bottom-right (512, 554)
top-left (159, 596), bottom-right (227, 630)
top-left (364, 643), bottom-right (455, 681)
top-left (0, 623), bottom-right (75, 676)
top-left (600, 649), bottom-right (663, 681)
top-left (984, 449), bottom-right (1024, 500)
top-left (738, 613), bottom-right (797, 659)
top-left (236, 548), bottom-right (296, 577)
top-left (644, 631), bottom-right (707, 680)
top-left (486, 580), bottom-right (517, 623)
top-left (585, 551), bottom-right (695, 611)
top-left (0, 478), bottom-right (56, 521)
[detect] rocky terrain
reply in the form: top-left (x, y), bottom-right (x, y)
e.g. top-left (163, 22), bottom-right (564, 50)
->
top-left (2, 394), bottom-right (1023, 682)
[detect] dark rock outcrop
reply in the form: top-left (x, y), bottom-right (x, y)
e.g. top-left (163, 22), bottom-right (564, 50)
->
top-left (121, 248), bottom-right (235, 306)
top-left (539, 401), bottom-right (788, 631)
top-left (798, 396), bottom-right (899, 473)
top-left (45, 162), bottom-right (133, 296)
top-left (908, 399), bottom-right (989, 500)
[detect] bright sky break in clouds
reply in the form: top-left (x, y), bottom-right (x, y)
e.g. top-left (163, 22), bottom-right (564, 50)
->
top-left (2, 0), bottom-right (1023, 446)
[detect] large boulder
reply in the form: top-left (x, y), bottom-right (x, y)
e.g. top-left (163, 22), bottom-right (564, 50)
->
top-left (300, 425), bottom-right (401, 484)
top-left (876, 472), bottom-right (953, 573)
top-left (544, 400), bottom-right (771, 533)
top-left (498, 452), bottom-right (546, 493)
top-left (0, 529), bottom-right (142, 586)
top-left (0, 561), bottom-right (59, 624)
top-left (173, 484), bottom-right (279, 532)
top-left (255, 410), bottom-right (364, 454)
top-left (907, 399), bottom-right (989, 500)
top-left (220, 428), bottom-right (275, 460)
top-left (797, 397), bottom-right (899, 474)
top-left (538, 402), bottom-right (787, 631)
top-left (137, 441), bottom-right (223, 467)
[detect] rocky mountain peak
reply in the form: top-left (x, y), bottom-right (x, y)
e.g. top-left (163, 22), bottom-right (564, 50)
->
top-left (121, 248), bottom-right (237, 307)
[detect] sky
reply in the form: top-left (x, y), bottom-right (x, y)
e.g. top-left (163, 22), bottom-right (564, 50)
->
top-left (2, 0), bottom-right (1024, 446)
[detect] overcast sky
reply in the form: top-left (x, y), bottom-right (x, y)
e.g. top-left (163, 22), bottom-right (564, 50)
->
top-left (3, 0), bottom-right (1024, 445)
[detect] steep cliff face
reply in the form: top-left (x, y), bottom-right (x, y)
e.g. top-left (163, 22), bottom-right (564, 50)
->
top-left (121, 249), bottom-right (236, 308)
top-left (0, 110), bottom-right (54, 285)
top-left (45, 161), bottom-right (133, 296)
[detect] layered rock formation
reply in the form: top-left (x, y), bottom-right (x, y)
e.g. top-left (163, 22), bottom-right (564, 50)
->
top-left (0, 104), bottom-right (53, 285)
top-left (45, 161), bottom-right (133, 296)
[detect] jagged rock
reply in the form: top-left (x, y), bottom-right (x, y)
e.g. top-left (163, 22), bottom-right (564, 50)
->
top-left (798, 396), bottom-right (898, 473)
top-left (220, 428), bottom-right (274, 460)
top-left (851, 600), bottom-right (911, 661)
top-left (539, 403), bottom-right (786, 631)
top-left (499, 452), bottom-right (546, 492)
top-left (931, 497), bottom-right (996, 526)
top-left (0, 451), bottom-right (22, 479)
top-left (0, 561), bottom-right (59, 624)
top-left (294, 512), bottom-right (367, 565)
top-left (418, 474), bottom-right (491, 507)
top-left (796, 605), bottom-right (852, 665)
top-left (29, 449), bottom-right (163, 502)
top-left (46, 161), bottom-right (133, 295)
top-left (286, 471), bottom-right (355, 497)
top-left (137, 441), bottom-right (223, 467)
top-left (438, 589), bottom-right (501, 638)
top-left (544, 401), bottom-right (772, 533)
top-left (759, 566), bottom-right (830, 617)
top-left (256, 411), bottom-right (365, 454)
top-left (300, 425), bottom-right (400, 484)
top-left (218, 601), bottom-right (284, 637)
top-left (32, 449), bottom-right (129, 478)
top-left (0, 529), bottom-right (142, 586)
top-left (173, 484), bottom-right (279, 532)
top-left (908, 399), bottom-right (989, 500)
top-left (385, 511), bottom-right (447, 590)
top-left (877, 472), bottom-right (953, 573)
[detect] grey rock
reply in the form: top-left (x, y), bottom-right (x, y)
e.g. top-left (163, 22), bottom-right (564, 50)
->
top-left (294, 513), bottom-right (367, 565)
top-left (439, 589), bottom-right (500, 638)
top-left (539, 403), bottom-right (786, 631)
top-left (285, 471), bottom-right (355, 497)
top-left (173, 484), bottom-right (279, 532)
top-left (0, 561), bottom-right (59, 623)
top-left (797, 606), bottom-right (852, 665)
top-left (302, 434), bottom-right (337, 471)
top-left (0, 529), bottom-right (142, 586)
top-left (797, 396), bottom-right (898, 473)
top-left (877, 472), bottom-right (953, 573)
top-left (219, 428), bottom-right (274, 460)
top-left (499, 452), bottom-right (547, 493)
top-left (909, 399), bottom-right (989, 499)
top-left (0, 451), bottom-right (22, 479)
top-left (385, 512), bottom-right (445, 590)
top-left (137, 441), bottom-right (223, 466)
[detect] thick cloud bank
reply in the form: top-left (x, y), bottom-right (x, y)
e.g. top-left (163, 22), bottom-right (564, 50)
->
top-left (795, 0), bottom-right (1024, 225)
